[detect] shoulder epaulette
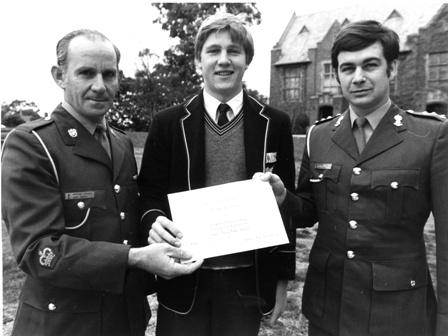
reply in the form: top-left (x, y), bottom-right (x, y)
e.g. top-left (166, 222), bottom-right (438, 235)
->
top-left (406, 110), bottom-right (447, 121)
top-left (314, 113), bottom-right (342, 125)
top-left (17, 116), bottom-right (54, 133)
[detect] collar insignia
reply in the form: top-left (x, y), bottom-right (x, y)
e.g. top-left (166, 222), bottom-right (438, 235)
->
top-left (393, 115), bottom-right (403, 127)
top-left (68, 128), bottom-right (78, 138)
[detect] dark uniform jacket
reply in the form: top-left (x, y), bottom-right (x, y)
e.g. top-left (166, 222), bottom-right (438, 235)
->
top-left (283, 103), bottom-right (448, 335)
top-left (138, 90), bottom-right (296, 315)
top-left (2, 105), bottom-right (154, 336)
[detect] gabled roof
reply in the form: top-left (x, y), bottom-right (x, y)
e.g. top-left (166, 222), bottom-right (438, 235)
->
top-left (274, 3), bottom-right (444, 66)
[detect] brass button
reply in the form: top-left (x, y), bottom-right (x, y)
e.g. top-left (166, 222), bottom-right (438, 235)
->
top-left (77, 202), bottom-right (85, 209)
top-left (353, 167), bottom-right (361, 175)
top-left (351, 193), bottom-right (359, 201)
top-left (120, 212), bottom-right (126, 220)
top-left (391, 182), bottom-right (398, 189)
top-left (349, 220), bottom-right (358, 229)
top-left (48, 303), bottom-right (56, 311)
top-left (347, 251), bottom-right (355, 259)
top-left (410, 280), bottom-right (416, 287)
top-left (114, 185), bottom-right (121, 193)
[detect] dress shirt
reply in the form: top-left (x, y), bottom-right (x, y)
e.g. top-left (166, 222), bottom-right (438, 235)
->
top-left (62, 100), bottom-right (107, 134)
top-left (203, 89), bottom-right (243, 124)
top-left (349, 99), bottom-right (391, 143)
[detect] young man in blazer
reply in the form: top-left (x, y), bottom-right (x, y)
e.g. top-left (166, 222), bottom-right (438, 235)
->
top-left (2, 29), bottom-right (201, 336)
top-left (257, 20), bottom-right (448, 336)
top-left (138, 12), bottom-right (296, 336)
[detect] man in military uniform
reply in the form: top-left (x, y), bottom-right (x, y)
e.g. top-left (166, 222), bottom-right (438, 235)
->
top-left (256, 20), bottom-right (447, 335)
top-left (1, 29), bottom-right (201, 336)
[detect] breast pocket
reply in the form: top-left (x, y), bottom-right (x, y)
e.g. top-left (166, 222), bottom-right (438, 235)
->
top-left (61, 189), bottom-right (107, 238)
top-left (310, 163), bottom-right (341, 212)
top-left (371, 169), bottom-right (420, 223)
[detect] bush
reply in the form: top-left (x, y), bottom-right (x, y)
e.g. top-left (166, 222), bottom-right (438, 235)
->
top-left (292, 112), bottom-right (310, 134)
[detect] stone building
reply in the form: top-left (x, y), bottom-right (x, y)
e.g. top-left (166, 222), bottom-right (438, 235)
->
top-left (269, 3), bottom-right (448, 130)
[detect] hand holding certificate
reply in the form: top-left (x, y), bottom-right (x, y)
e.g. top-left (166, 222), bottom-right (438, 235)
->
top-left (168, 179), bottom-right (288, 262)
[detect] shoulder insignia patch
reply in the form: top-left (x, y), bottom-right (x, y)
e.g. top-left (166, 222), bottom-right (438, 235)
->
top-left (39, 247), bottom-right (58, 269)
top-left (406, 110), bottom-right (447, 121)
top-left (17, 117), bottom-right (54, 133)
top-left (314, 113), bottom-right (341, 126)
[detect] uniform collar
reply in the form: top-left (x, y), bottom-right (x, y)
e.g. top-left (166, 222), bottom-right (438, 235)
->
top-left (61, 100), bottom-right (106, 135)
top-left (349, 99), bottom-right (391, 131)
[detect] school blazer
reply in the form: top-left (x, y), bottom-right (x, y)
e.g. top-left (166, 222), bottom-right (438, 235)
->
top-left (138, 90), bottom-right (296, 315)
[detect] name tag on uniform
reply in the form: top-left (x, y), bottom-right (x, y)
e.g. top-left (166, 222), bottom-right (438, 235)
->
top-left (314, 163), bottom-right (332, 170)
top-left (65, 191), bottom-right (95, 200)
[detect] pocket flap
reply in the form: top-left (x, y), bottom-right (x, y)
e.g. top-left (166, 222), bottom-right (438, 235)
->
top-left (371, 169), bottom-right (420, 190)
top-left (372, 258), bottom-right (427, 291)
top-left (310, 163), bottom-right (341, 183)
top-left (309, 241), bottom-right (331, 273)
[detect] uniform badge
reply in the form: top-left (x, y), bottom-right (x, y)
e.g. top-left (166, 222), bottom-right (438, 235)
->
top-left (393, 115), bottom-right (403, 127)
top-left (265, 152), bottom-right (277, 173)
top-left (39, 247), bottom-right (58, 269)
top-left (68, 128), bottom-right (78, 138)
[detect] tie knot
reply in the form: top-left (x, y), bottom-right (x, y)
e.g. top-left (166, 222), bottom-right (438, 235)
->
top-left (355, 117), bottom-right (368, 128)
top-left (217, 103), bottom-right (230, 113)
top-left (95, 123), bottom-right (107, 134)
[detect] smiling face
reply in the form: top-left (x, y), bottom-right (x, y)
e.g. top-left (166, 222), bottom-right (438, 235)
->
top-left (337, 41), bottom-right (396, 116)
top-left (198, 29), bottom-right (248, 102)
top-left (58, 36), bottom-right (119, 122)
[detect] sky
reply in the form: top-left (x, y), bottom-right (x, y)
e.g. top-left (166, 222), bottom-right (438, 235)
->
top-left (0, 0), bottom-right (428, 114)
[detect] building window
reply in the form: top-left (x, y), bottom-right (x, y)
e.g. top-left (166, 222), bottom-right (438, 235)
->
top-left (428, 52), bottom-right (448, 88)
top-left (322, 62), bottom-right (340, 94)
top-left (283, 67), bottom-right (302, 102)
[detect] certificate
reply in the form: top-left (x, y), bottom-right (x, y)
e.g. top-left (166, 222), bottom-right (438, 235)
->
top-left (168, 179), bottom-right (288, 262)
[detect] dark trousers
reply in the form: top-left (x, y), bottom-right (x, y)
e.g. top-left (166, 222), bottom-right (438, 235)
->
top-left (156, 267), bottom-right (262, 336)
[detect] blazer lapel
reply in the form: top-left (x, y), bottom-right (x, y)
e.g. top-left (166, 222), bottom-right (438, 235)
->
top-left (243, 93), bottom-right (269, 177)
top-left (182, 94), bottom-right (206, 190)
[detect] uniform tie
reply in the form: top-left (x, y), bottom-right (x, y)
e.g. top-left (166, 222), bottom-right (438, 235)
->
top-left (217, 103), bottom-right (230, 126)
top-left (353, 117), bottom-right (369, 154)
top-left (94, 123), bottom-right (111, 159)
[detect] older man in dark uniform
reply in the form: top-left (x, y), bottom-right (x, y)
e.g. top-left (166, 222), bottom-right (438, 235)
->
top-left (2, 29), bottom-right (201, 336)
top-left (256, 20), bottom-right (448, 336)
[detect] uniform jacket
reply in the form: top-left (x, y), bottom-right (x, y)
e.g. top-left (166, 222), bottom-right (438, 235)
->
top-left (138, 90), bottom-right (296, 315)
top-left (2, 105), bottom-right (154, 336)
top-left (284, 103), bottom-right (448, 335)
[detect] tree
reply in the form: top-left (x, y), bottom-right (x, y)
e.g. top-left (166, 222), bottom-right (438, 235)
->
top-left (111, 3), bottom-right (261, 131)
top-left (1, 100), bottom-right (40, 127)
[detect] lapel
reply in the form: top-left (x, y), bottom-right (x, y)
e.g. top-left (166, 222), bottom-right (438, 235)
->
top-left (242, 92), bottom-right (269, 176)
top-left (357, 104), bottom-right (406, 165)
top-left (330, 104), bottom-right (407, 164)
top-left (51, 106), bottom-right (113, 174)
top-left (182, 94), bottom-right (206, 190)
top-left (109, 127), bottom-right (127, 182)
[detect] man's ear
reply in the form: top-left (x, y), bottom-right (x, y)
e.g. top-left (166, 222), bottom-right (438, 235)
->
top-left (51, 65), bottom-right (66, 89)
top-left (388, 60), bottom-right (398, 81)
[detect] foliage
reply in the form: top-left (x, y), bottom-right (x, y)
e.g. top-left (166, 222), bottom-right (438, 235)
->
top-left (1, 100), bottom-right (40, 127)
top-left (110, 2), bottom-right (261, 131)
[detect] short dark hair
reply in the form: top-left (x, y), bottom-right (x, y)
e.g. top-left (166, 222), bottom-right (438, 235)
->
top-left (56, 29), bottom-right (121, 71)
top-left (195, 12), bottom-right (254, 65)
top-left (331, 20), bottom-right (399, 71)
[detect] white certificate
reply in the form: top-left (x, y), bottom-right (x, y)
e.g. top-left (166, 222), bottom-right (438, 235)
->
top-left (168, 179), bottom-right (288, 262)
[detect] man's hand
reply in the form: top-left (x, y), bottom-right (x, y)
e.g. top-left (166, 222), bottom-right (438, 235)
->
top-left (128, 243), bottom-right (203, 280)
top-left (252, 172), bottom-right (287, 206)
top-left (148, 216), bottom-right (183, 247)
top-left (269, 279), bottom-right (288, 325)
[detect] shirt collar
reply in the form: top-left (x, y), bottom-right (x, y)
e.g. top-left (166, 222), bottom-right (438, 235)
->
top-left (350, 99), bottom-right (391, 130)
top-left (61, 100), bottom-right (106, 135)
top-left (203, 89), bottom-right (244, 121)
